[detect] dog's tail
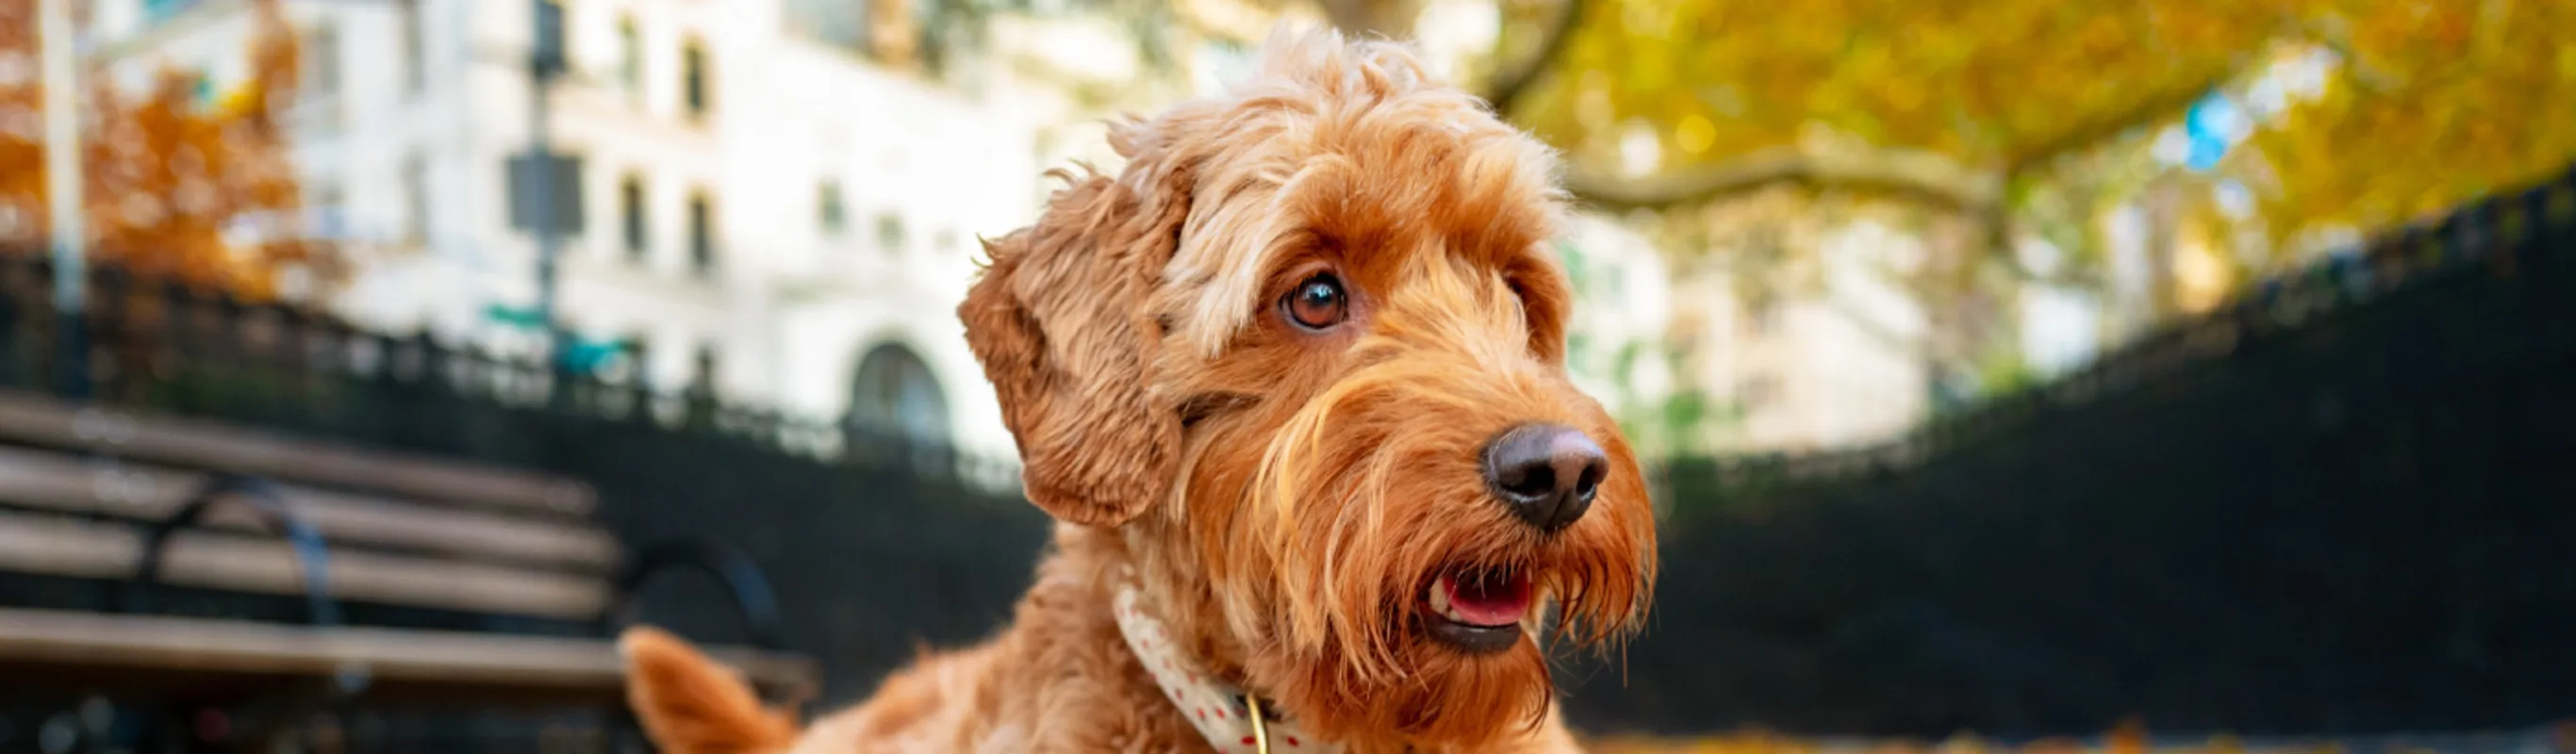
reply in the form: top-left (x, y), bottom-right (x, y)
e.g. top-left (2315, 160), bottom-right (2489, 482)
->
top-left (619, 626), bottom-right (802, 754)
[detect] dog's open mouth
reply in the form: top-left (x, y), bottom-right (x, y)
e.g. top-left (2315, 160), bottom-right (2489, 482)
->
top-left (1420, 566), bottom-right (1533, 653)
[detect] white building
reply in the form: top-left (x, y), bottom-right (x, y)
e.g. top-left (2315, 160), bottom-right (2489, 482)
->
top-left (84, 0), bottom-right (1715, 473)
top-left (85, 0), bottom-right (1172, 478)
top-left (1553, 212), bottom-right (1677, 429)
top-left (1663, 214), bottom-right (1934, 454)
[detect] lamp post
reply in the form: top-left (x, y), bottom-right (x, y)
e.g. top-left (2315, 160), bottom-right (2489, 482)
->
top-left (38, 0), bottom-right (88, 398)
top-left (527, 0), bottom-right (568, 365)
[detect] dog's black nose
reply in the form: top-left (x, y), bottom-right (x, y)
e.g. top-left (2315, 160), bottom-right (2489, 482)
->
top-left (1481, 423), bottom-right (1608, 533)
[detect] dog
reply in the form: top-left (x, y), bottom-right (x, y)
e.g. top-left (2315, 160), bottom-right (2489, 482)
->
top-left (620, 28), bottom-right (1658, 754)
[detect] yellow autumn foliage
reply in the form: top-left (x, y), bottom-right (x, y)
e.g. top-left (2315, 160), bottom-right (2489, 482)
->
top-left (1516, 1), bottom-right (2284, 174)
top-left (0, 0), bottom-right (334, 300)
top-left (2230, 0), bottom-right (2576, 242)
top-left (1508, 0), bottom-right (2573, 244)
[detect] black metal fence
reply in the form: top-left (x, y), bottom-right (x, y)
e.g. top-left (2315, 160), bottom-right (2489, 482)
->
top-left (0, 259), bottom-right (1053, 712)
top-left (3, 164), bottom-right (2572, 742)
top-left (1559, 166), bottom-right (2576, 738)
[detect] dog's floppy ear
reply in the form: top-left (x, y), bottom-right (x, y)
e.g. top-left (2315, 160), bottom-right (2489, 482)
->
top-left (962, 135), bottom-right (1197, 527)
top-left (619, 626), bottom-right (801, 754)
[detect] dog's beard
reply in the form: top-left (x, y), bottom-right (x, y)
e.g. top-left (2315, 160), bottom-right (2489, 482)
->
top-left (1188, 349), bottom-right (1654, 749)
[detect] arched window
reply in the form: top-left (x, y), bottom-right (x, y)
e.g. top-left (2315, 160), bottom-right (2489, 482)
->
top-left (847, 343), bottom-right (949, 443)
top-left (620, 173), bottom-right (648, 259)
top-left (681, 37), bottom-right (710, 120)
top-left (686, 189), bottom-right (715, 275)
top-left (618, 16), bottom-right (641, 100)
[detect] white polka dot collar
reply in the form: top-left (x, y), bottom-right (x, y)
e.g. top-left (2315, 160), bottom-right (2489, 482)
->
top-left (1113, 583), bottom-right (1342, 753)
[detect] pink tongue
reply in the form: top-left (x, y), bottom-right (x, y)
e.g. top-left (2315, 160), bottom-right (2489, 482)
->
top-left (1445, 574), bottom-right (1532, 627)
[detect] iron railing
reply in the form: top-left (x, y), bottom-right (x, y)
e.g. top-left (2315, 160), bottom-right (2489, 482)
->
top-left (1560, 166), bottom-right (2576, 737)
top-left (0, 258), bottom-right (1053, 713)
top-left (1, 164), bottom-right (2570, 739)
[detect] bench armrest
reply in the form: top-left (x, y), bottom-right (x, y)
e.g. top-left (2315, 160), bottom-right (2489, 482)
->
top-left (124, 474), bottom-right (343, 628)
top-left (605, 538), bottom-right (786, 650)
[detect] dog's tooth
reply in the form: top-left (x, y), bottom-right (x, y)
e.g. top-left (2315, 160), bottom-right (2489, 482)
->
top-left (1432, 578), bottom-right (1474, 623)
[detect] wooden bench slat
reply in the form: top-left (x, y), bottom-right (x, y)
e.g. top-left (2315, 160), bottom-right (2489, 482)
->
top-left (0, 391), bottom-right (595, 516)
top-left (0, 445), bottom-right (619, 572)
top-left (0, 511), bottom-right (611, 619)
top-left (0, 606), bottom-right (816, 702)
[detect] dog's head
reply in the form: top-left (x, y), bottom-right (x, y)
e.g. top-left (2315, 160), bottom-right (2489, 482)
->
top-left (962, 29), bottom-right (1655, 750)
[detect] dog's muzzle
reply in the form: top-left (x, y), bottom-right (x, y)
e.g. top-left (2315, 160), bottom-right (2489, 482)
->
top-left (1479, 423), bottom-right (1607, 533)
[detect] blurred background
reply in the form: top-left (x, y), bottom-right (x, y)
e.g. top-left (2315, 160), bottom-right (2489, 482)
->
top-left (0, 0), bottom-right (2572, 750)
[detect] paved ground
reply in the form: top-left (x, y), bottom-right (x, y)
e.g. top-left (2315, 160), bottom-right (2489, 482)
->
top-left (1591, 723), bottom-right (2576, 754)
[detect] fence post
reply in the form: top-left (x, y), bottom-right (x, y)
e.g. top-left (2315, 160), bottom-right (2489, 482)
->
top-left (685, 380), bottom-right (718, 432)
top-left (0, 257), bottom-right (19, 387)
top-left (51, 258), bottom-right (88, 401)
top-left (93, 266), bottom-right (133, 402)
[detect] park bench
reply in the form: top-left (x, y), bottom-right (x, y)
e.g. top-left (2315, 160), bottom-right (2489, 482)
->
top-left (0, 388), bottom-right (816, 749)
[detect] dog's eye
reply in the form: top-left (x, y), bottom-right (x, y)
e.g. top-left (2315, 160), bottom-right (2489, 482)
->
top-left (1282, 275), bottom-right (1348, 330)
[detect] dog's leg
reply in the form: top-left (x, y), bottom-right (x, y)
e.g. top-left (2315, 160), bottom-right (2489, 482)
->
top-left (619, 626), bottom-right (802, 754)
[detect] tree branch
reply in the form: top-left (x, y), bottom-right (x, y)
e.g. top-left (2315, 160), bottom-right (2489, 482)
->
top-left (2004, 70), bottom-right (2233, 170)
top-left (2284, 18), bottom-right (2397, 93)
top-left (1559, 61), bottom-right (2244, 216)
top-left (1564, 145), bottom-right (2006, 215)
top-left (1479, 0), bottom-right (1585, 116)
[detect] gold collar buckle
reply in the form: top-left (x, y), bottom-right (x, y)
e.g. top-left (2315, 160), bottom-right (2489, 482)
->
top-left (1245, 696), bottom-right (1274, 754)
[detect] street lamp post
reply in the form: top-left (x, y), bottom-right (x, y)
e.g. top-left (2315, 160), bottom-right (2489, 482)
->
top-left (528, 0), bottom-right (568, 366)
top-left (38, 0), bottom-right (88, 398)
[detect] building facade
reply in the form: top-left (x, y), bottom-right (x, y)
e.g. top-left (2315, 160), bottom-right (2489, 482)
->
top-left (85, 0), bottom-right (1697, 474)
top-left (1661, 212), bottom-right (1935, 454)
top-left (85, 0), bottom-right (1181, 476)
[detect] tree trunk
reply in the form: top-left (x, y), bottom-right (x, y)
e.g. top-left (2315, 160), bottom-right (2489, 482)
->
top-left (2138, 175), bottom-right (2185, 320)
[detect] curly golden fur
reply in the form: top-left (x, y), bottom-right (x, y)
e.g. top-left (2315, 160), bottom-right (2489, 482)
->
top-left (623, 28), bottom-right (1657, 754)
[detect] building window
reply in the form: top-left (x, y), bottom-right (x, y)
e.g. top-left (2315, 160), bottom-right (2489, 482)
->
top-left (303, 23), bottom-right (340, 97)
top-left (399, 0), bottom-right (423, 94)
top-left (298, 23), bottom-right (342, 127)
top-left (847, 343), bottom-right (949, 443)
top-left (619, 175), bottom-right (648, 259)
top-left (681, 38), bottom-right (709, 121)
top-left (874, 212), bottom-right (904, 254)
top-left (784, 0), bottom-right (865, 51)
top-left (617, 16), bottom-right (640, 105)
top-left (1740, 373), bottom-right (1779, 411)
top-left (401, 154), bottom-right (428, 243)
top-left (817, 182), bottom-right (845, 237)
top-left (686, 190), bottom-right (714, 275)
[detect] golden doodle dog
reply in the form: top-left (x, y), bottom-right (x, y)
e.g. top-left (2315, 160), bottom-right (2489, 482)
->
top-left (620, 27), bottom-right (1658, 754)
